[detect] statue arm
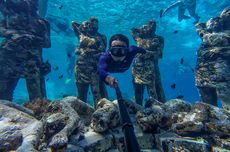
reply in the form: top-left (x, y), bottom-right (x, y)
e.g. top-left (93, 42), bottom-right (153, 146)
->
top-left (72, 21), bottom-right (81, 38)
top-left (131, 28), bottom-right (140, 41)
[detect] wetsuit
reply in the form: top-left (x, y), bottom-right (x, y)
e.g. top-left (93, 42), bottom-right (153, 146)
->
top-left (97, 46), bottom-right (145, 82)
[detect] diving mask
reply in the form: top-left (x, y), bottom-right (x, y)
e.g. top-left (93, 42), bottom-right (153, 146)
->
top-left (109, 46), bottom-right (128, 57)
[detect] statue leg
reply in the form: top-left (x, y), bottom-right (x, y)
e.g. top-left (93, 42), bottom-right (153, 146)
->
top-left (26, 77), bottom-right (43, 101)
top-left (40, 75), bottom-right (47, 98)
top-left (155, 63), bottom-right (166, 103)
top-left (147, 80), bottom-right (158, 102)
top-left (76, 82), bottom-right (89, 103)
top-left (187, 3), bottom-right (200, 23)
top-left (0, 77), bottom-right (19, 101)
top-left (133, 80), bottom-right (144, 106)
top-left (198, 86), bottom-right (218, 106)
top-left (178, 6), bottom-right (186, 22)
top-left (91, 73), bottom-right (102, 108)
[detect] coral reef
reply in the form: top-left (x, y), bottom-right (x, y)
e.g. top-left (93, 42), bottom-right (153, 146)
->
top-left (1, 97), bottom-right (229, 151)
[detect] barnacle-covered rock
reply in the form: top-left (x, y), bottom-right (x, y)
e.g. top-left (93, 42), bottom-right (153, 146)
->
top-left (205, 122), bottom-right (230, 137)
top-left (172, 121), bottom-right (204, 136)
top-left (24, 97), bottom-right (86, 149)
top-left (136, 105), bottom-right (165, 132)
top-left (45, 113), bottom-right (68, 139)
top-left (61, 96), bottom-right (95, 125)
top-left (75, 128), bottom-right (114, 152)
top-left (0, 125), bottom-right (23, 151)
top-left (158, 137), bottom-right (210, 152)
top-left (0, 100), bottom-right (43, 152)
top-left (162, 99), bottom-right (192, 115)
top-left (91, 98), bottom-right (120, 132)
top-left (170, 102), bottom-right (230, 137)
top-left (210, 135), bottom-right (230, 150)
top-left (155, 131), bottom-right (211, 152)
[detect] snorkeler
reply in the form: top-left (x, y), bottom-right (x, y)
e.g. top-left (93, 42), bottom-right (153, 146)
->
top-left (131, 20), bottom-right (166, 105)
top-left (0, 0), bottom-right (51, 101)
top-left (72, 17), bottom-right (107, 107)
top-left (97, 34), bottom-right (146, 88)
top-left (46, 15), bottom-right (74, 36)
top-left (38, 0), bottom-right (49, 18)
top-left (160, 0), bottom-right (200, 24)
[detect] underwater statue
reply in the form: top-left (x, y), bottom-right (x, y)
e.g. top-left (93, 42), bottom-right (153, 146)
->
top-left (0, 0), bottom-right (51, 101)
top-left (72, 17), bottom-right (107, 107)
top-left (195, 7), bottom-right (230, 111)
top-left (131, 20), bottom-right (166, 106)
top-left (160, 0), bottom-right (200, 24)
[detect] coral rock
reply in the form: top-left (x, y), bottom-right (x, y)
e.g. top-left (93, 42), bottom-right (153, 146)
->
top-left (91, 98), bottom-right (120, 132)
top-left (136, 106), bottom-right (165, 132)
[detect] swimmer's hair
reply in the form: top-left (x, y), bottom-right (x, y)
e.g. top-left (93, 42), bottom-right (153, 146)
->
top-left (109, 34), bottom-right (129, 47)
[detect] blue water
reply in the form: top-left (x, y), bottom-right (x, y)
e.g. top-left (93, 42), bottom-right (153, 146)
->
top-left (11, 0), bottom-right (230, 104)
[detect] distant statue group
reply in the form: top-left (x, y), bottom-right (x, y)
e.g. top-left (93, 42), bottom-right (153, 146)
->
top-left (0, 0), bottom-right (229, 111)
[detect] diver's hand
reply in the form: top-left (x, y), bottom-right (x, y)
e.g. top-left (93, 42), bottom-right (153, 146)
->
top-left (105, 76), bottom-right (118, 88)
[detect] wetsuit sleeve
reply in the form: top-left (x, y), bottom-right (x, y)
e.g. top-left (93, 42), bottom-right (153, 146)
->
top-left (97, 53), bottom-right (109, 82)
top-left (129, 45), bottom-right (146, 55)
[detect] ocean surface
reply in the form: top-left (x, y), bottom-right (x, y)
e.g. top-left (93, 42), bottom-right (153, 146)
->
top-left (2, 0), bottom-right (229, 105)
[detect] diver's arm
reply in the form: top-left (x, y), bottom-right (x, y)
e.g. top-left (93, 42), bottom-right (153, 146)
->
top-left (97, 54), bottom-right (109, 82)
top-left (72, 21), bottom-right (81, 38)
top-left (130, 45), bottom-right (146, 54)
top-left (162, 1), bottom-right (183, 16)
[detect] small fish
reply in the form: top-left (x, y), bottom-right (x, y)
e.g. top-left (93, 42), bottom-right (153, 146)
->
top-left (46, 78), bottom-right (49, 81)
top-left (191, 68), bottom-right (195, 73)
top-left (63, 94), bottom-right (69, 98)
top-left (58, 75), bottom-right (63, 79)
top-left (53, 66), bottom-right (59, 71)
top-left (180, 58), bottom-right (184, 64)
top-left (170, 83), bottom-right (176, 89)
top-left (176, 95), bottom-right (184, 99)
top-left (67, 53), bottom-right (71, 58)
top-left (65, 78), bottom-right (72, 84)
top-left (59, 5), bottom-right (63, 10)
top-left (173, 30), bottom-right (179, 34)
